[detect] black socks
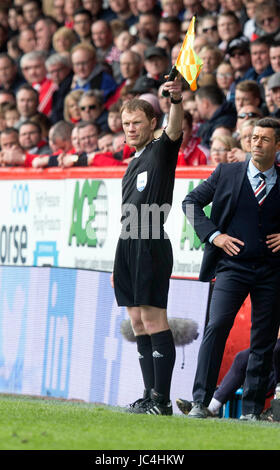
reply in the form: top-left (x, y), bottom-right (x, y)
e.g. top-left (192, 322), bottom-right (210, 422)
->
top-left (136, 330), bottom-right (176, 402)
top-left (136, 334), bottom-right (154, 392)
top-left (151, 329), bottom-right (176, 401)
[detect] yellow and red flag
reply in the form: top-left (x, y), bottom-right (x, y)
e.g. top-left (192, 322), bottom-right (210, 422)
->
top-left (175, 16), bottom-right (203, 91)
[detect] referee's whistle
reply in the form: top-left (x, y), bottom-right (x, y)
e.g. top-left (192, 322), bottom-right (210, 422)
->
top-left (162, 66), bottom-right (179, 97)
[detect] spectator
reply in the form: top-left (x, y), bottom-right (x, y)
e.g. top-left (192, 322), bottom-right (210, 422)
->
top-left (254, 1), bottom-right (280, 42)
top-left (177, 110), bottom-right (209, 166)
top-left (240, 118), bottom-right (256, 153)
top-left (0, 53), bottom-right (26, 93)
top-left (91, 19), bottom-right (123, 83)
top-left (0, 127), bottom-right (25, 166)
top-left (135, 13), bottom-right (160, 43)
top-left (198, 45), bottom-right (224, 76)
top-left (20, 50), bottom-right (47, 86)
top-left (64, 0), bottom-right (82, 28)
top-left (242, 0), bottom-right (257, 40)
top-left (59, 121), bottom-right (126, 167)
top-left (217, 11), bottom-right (244, 52)
top-left (32, 120), bottom-right (74, 168)
top-left (45, 53), bottom-right (74, 123)
top-left (161, 0), bottom-right (184, 20)
top-left (225, 0), bottom-right (247, 27)
top-left (3, 103), bottom-right (20, 127)
top-left (107, 101), bottom-right (123, 134)
top-left (91, 20), bottom-right (114, 63)
top-left (108, 0), bottom-right (137, 27)
top-left (0, 89), bottom-right (16, 106)
top-left (0, 127), bottom-right (19, 151)
top-left (30, 112), bottom-right (52, 139)
top-left (82, 0), bottom-right (113, 21)
top-left (158, 16), bottom-right (182, 47)
top-left (52, 26), bottom-right (78, 55)
top-left (143, 46), bottom-right (169, 83)
top-left (78, 89), bottom-right (109, 130)
top-left (235, 80), bottom-right (262, 113)
top-left (269, 41), bottom-right (280, 73)
top-left (114, 28), bottom-right (135, 55)
top-left (119, 49), bottom-right (142, 87)
top-left (216, 62), bottom-right (235, 99)
top-left (52, 0), bottom-right (66, 25)
top-left (227, 37), bottom-right (252, 101)
top-left (8, 5), bottom-right (28, 34)
top-left (18, 27), bottom-right (37, 55)
top-left (22, 0), bottom-right (42, 26)
top-left (105, 50), bottom-right (142, 107)
top-left (193, 35), bottom-right (208, 55)
top-left (209, 134), bottom-right (238, 166)
top-left (8, 6), bottom-right (21, 35)
top-left (97, 131), bottom-right (114, 151)
top-left (262, 76), bottom-right (276, 114)
top-left (242, 37), bottom-right (274, 83)
top-left (73, 7), bottom-right (92, 43)
top-left (34, 16), bottom-right (59, 53)
top-left (183, 97), bottom-right (203, 135)
top-left (267, 72), bottom-right (280, 118)
top-left (232, 103), bottom-right (262, 143)
top-left (20, 50), bottom-right (57, 117)
top-left (200, 15), bottom-right (219, 46)
top-left (70, 125), bottom-right (82, 153)
top-left (71, 42), bottom-right (117, 102)
top-left (50, 121), bottom-right (75, 154)
top-left (18, 120), bottom-right (50, 154)
top-left (63, 89), bottom-right (83, 123)
top-left (183, 0), bottom-right (206, 21)
top-left (136, 0), bottom-right (162, 17)
top-left (15, 84), bottom-right (39, 128)
top-left (76, 120), bottom-right (99, 154)
top-left (201, 0), bottom-right (220, 14)
top-left (195, 85), bottom-right (237, 148)
top-left (7, 36), bottom-right (22, 63)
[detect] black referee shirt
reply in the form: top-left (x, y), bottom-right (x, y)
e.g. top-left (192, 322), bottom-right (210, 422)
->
top-left (120, 131), bottom-right (182, 238)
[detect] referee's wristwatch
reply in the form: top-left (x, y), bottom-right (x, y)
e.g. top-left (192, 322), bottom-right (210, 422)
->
top-left (170, 95), bottom-right (183, 104)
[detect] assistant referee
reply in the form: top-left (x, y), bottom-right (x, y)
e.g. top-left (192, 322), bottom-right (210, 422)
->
top-left (112, 77), bottom-right (183, 415)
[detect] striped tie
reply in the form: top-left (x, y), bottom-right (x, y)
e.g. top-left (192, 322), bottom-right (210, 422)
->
top-left (254, 173), bottom-right (267, 205)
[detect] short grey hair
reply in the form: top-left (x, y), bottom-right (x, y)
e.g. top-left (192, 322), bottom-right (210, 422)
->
top-left (20, 50), bottom-right (48, 68)
top-left (45, 53), bottom-right (71, 70)
top-left (51, 120), bottom-right (74, 142)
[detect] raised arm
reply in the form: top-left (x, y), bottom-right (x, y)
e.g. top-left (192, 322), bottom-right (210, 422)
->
top-left (162, 77), bottom-right (184, 142)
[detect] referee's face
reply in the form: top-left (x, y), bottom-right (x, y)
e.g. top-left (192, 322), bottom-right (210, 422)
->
top-left (121, 109), bottom-right (156, 151)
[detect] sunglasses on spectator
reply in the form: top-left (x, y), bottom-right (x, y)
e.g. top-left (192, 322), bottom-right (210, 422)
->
top-left (202, 25), bottom-right (217, 33)
top-left (238, 112), bottom-right (260, 119)
top-left (259, 16), bottom-right (275, 26)
top-left (80, 105), bottom-right (97, 111)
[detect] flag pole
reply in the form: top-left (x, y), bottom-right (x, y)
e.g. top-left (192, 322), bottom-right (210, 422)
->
top-left (161, 66), bottom-right (179, 97)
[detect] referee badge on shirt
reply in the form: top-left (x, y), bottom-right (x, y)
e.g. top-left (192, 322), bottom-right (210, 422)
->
top-left (136, 171), bottom-right (147, 192)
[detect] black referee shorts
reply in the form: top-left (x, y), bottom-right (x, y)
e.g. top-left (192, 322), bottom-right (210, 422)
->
top-left (113, 237), bottom-right (173, 309)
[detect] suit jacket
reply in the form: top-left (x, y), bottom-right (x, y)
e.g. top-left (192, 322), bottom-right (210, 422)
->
top-left (182, 161), bottom-right (280, 282)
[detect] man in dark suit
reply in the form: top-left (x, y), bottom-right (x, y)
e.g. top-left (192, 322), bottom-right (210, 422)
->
top-left (182, 117), bottom-right (280, 421)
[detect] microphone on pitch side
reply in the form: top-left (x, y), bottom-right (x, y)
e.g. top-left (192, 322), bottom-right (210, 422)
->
top-left (162, 66), bottom-right (179, 97)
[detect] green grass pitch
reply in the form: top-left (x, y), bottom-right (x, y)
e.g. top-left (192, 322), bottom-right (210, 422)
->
top-left (0, 394), bottom-right (280, 450)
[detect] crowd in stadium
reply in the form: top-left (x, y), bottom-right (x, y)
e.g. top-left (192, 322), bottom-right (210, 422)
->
top-left (0, 0), bottom-right (280, 168)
